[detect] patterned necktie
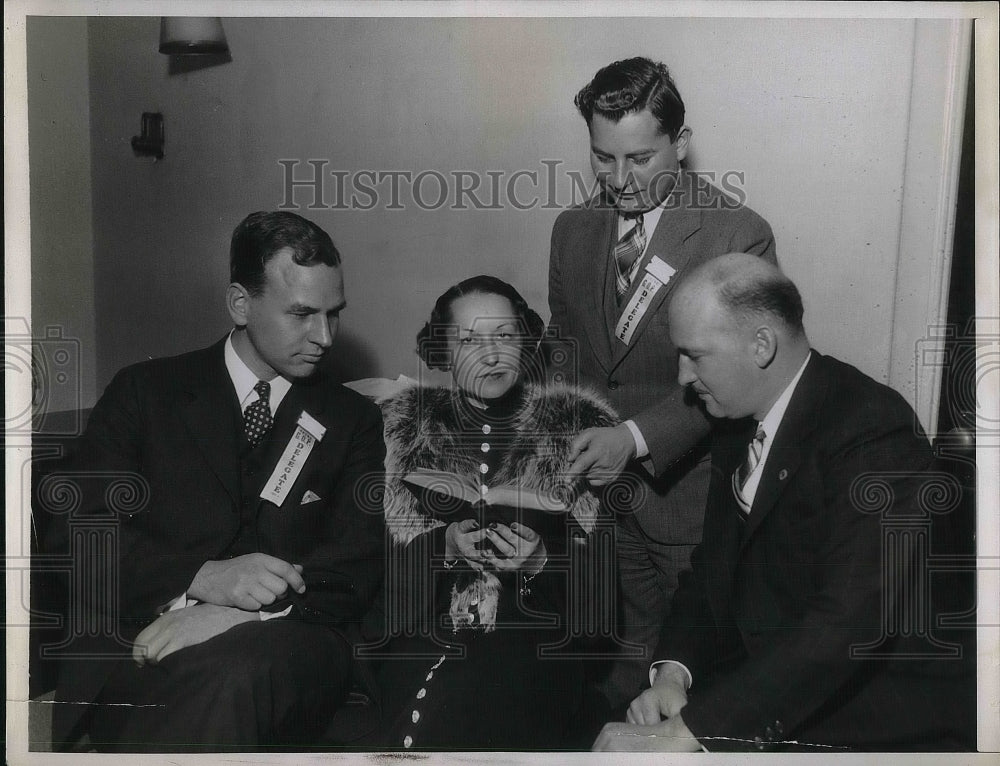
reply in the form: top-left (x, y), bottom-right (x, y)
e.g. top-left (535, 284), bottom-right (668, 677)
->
top-left (614, 213), bottom-right (646, 303)
top-left (243, 380), bottom-right (273, 448)
top-left (733, 425), bottom-right (766, 513)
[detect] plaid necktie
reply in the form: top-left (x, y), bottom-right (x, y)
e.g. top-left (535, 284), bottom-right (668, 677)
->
top-left (732, 425), bottom-right (766, 513)
top-left (614, 213), bottom-right (646, 303)
top-left (243, 380), bottom-right (273, 448)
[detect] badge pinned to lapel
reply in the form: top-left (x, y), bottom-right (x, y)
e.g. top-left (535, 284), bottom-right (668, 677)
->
top-left (615, 256), bottom-right (676, 346)
top-left (260, 412), bottom-right (327, 507)
top-left (778, 469), bottom-right (789, 481)
top-left (301, 490), bottom-right (322, 505)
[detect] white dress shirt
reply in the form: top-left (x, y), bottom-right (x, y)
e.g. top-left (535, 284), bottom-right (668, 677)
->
top-left (738, 352), bottom-right (811, 508)
top-left (224, 332), bottom-right (292, 414)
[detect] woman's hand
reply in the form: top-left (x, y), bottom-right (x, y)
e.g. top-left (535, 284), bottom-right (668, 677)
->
top-left (445, 519), bottom-right (488, 570)
top-left (482, 522), bottom-right (547, 573)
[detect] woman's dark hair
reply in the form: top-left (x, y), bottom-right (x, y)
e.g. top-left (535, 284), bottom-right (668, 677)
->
top-left (416, 275), bottom-right (549, 383)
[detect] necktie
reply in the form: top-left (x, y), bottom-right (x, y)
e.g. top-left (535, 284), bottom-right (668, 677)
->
top-left (243, 380), bottom-right (273, 448)
top-left (732, 425), bottom-right (766, 513)
top-left (614, 213), bottom-right (646, 303)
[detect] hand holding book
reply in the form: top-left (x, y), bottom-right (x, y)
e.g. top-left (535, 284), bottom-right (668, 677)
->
top-left (402, 468), bottom-right (573, 532)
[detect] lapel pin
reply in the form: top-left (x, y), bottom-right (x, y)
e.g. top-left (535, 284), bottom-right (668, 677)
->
top-left (778, 469), bottom-right (788, 481)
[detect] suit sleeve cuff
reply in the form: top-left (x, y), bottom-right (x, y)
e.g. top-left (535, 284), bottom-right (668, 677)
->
top-left (649, 659), bottom-right (693, 690)
top-left (624, 419), bottom-right (649, 459)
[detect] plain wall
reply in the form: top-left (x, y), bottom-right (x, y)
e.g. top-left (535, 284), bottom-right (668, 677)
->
top-left (28, 16), bottom-right (961, 415)
top-left (26, 16), bottom-right (96, 413)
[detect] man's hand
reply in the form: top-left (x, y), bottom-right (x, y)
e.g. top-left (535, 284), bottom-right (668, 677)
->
top-left (592, 715), bottom-right (701, 752)
top-left (187, 553), bottom-right (305, 610)
top-left (567, 425), bottom-right (637, 486)
top-left (445, 519), bottom-right (488, 570)
top-left (132, 604), bottom-right (258, 666)
top-left (627, 664), bottom-right (689, 725)
top-left (481, 522), bottom-right (547, 573)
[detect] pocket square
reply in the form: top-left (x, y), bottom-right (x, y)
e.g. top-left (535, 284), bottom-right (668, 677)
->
top-left (301, 490), bottom-right (322, 505)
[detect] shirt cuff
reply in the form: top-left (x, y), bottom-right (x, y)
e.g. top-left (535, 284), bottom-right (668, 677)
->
top-left (651, 662), bottom-right (707, 752)
top-left (624, 419), bottom-right (649, 459)
top-left (259, 604), bottom-right (293, 621)
top-left (649, 659), bottom-right (693, 690)
top-left (165, 592), bottom-right (291, 621)
top-left (165, 592), bottom-right (193, 612)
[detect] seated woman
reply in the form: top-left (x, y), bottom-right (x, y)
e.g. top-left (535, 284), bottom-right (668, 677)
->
top-left (373, 275), bottom-right (618, 751)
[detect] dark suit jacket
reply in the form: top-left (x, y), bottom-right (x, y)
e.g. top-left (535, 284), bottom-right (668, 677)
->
top-left (548, 173), bottom-right (776, 542)
top-left (48, 338), bottom-right (386, 741)
top-left (656, 353), bottom-right (972, 751)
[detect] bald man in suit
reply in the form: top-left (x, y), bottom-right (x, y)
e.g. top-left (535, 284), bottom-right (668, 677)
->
top-left (594, 254), bottom-right (973, 752)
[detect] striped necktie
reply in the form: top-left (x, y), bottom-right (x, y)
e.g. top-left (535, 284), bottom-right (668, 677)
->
top-left (614, 214), bottom-right (645, 303)
top-left (732, 425), bottom-right (766, 513)
top-left (243, 380), bottom-right (274, 448)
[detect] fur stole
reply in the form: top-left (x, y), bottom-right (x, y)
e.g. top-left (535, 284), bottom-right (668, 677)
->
top-left (380, 384), bottom-right (618, 631)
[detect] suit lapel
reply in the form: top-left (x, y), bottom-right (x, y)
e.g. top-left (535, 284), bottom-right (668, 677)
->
top-left (178, 341), bottom-right (242, 505)
top-left (582, 206), bottom-right (616, 372)
top-left (609, 175), bottom-right (703, 369)
top-left (742, 354), bottom-right (825, 543)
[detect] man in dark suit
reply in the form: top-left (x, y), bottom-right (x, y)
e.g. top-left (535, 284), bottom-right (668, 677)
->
top-left (551, 57), bottom-right (776, 708)
top-left (594, 254), bottom-right (973, 751)
top-left (48, 211), bottom-right (385, 751)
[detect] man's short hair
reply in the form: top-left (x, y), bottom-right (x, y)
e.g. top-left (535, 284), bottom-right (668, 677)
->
top-left (716, 268), bottom-right (805, 333)
top-left (230, 211), bottom-right (341, 295)
top-left (574, 57), bottom-right (686, 140)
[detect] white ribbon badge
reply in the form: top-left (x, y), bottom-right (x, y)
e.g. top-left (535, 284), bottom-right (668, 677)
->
top-left (615, 256), bottom-right (676, 346)
top-left (260, 412), bottom-right (327, 506)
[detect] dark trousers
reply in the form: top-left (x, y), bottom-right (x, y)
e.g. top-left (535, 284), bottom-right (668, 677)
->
top-left (89, 619), bottom-right (353, 752)
top-left (595, 515), bottom-right (696, 711)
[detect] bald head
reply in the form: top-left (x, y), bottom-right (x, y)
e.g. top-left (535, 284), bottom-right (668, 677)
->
top-left (676, 253), bottom-right (804, 335)
top-left (668, 253), bottom-right (810, 420)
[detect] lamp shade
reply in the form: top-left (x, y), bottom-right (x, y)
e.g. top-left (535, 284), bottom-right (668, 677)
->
top-left (159, 17), bottom-right (229, 55)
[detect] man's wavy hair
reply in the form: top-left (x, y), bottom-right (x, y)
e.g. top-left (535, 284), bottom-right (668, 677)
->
top-left (230, 211), bottom-right (340, 296)
top-left (416, 275), bottom-right (549, 385)
top-left (574, 57), bottom-right (686, 141)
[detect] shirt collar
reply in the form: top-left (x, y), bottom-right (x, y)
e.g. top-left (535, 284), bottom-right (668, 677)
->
top-left (224, 332), bottom-right (293, 411)
top-left (616, 197), bottom-right (667, 242)
top-left (758, 351), bottom-right (812, 443)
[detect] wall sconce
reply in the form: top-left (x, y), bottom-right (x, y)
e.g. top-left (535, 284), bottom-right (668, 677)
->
top-left (132, 112), bottom-right (164, 160)
top-left (159, 17), bottom-right (229, 55)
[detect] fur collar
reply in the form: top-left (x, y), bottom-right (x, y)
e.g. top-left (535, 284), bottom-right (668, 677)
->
top-left (381, 384), bottom-right (619, 545)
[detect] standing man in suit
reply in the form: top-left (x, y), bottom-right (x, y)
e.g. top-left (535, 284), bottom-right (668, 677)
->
top-left (594, 254), bottom-right (973, 751)
top-left (49, 211), bottom-right (386, 751)
top-left (550, 56), bottom-right (776, 709)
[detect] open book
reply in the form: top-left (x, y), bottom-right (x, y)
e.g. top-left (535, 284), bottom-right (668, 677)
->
top-left (402, 468), bottom-right (570, 531)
